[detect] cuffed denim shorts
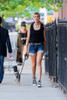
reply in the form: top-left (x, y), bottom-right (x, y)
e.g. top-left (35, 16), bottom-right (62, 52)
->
top-left (29, 44), bottom-right (44, 55)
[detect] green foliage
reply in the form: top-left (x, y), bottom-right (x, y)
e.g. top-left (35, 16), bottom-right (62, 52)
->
top-left (15, 23), bottom-right (19, 31)
top-left (0, 0), bottom-right (63, 18)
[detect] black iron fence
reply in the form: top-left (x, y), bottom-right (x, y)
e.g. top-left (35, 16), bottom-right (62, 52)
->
top-left (45, 20), bottom-right (57, 78)
top-left (57, 19), bottom-right (67, 92)
top-left (45, 19), bottom-right (67, 93)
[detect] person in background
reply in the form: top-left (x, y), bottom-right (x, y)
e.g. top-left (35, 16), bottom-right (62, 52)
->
top-left (24, 12), bottom-right (46, 87)
top-left (0, 17), bottom-right (12, 83)
top-left (15, 22), bottom-right (27, 85)
top-left (16, 22), bottom-right (27, 63)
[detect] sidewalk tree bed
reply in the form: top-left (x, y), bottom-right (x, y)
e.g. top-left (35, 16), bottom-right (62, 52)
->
top-left (0, 0), bottom-right (65, 18)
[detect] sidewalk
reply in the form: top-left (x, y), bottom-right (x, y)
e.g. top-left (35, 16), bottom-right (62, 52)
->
top-left (0, 58), bottom-right (67, 100)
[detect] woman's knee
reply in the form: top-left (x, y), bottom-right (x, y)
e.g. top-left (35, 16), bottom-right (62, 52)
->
top-left (32, 63), bottom-right (36, 68)
top-left (37, 61), bottom-right (41, 67)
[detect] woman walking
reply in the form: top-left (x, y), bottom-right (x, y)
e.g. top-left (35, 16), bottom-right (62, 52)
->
top-left (16, 22), bottom-right (27, 63)
top-left (24, 12), bottom-right (46, 87)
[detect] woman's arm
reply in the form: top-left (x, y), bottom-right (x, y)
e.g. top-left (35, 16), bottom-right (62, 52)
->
top-left (21, 37), bottom-right (27, 40)
top-left (43, 25), bottom-right (46, 51)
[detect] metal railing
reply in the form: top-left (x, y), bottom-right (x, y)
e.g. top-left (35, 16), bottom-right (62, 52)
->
top-left (45, 19), bottom-right (67, 93)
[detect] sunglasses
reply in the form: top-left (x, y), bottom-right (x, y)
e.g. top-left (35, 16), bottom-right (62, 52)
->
top-left (33, 16), bottom-right (40, 18)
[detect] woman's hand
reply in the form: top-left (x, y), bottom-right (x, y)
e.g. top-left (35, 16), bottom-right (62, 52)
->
top-left (18, 30), bottom-right (21, 33)
top-left (21, 37), bottom-right (27, 40)
top-left (8, 53), bottom-right (12, 58)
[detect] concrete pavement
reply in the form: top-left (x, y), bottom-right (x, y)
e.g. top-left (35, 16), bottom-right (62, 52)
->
top-left (0, 58), bottom-right (67, 100)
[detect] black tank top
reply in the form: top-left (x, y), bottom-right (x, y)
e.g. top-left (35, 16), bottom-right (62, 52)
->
top-left (20, 32), bottom-right (27, 45)
top-left (29, 22), bottom-right (44, 43)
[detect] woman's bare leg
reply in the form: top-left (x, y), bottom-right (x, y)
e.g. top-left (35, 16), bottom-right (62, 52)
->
top-left (30, 53), bottom-right (37, 78)
top-left (37, 52), bottom-right (43, 81)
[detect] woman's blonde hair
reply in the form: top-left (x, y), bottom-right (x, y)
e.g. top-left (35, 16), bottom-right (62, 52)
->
top-left (33, 12), bottom-right (40, 17)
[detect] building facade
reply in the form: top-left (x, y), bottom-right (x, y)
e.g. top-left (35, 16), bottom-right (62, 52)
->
top-left (54, 0), bottom-right (67, 19)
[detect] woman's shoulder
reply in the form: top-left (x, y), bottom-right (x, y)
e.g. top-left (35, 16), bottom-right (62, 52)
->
top-left (40, 22), bottom-right (45, 26)
top-left (29, 22), bottom-right (34, 27)
top-left (40, 22), bottom-right (45, 29)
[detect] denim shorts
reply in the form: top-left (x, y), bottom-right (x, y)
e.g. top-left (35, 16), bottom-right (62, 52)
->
top-left (29, 44), bottom-right (44, 55)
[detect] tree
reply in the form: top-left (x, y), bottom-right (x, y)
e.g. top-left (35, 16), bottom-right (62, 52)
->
top-left (0, 0), bottom-right (64, 18)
